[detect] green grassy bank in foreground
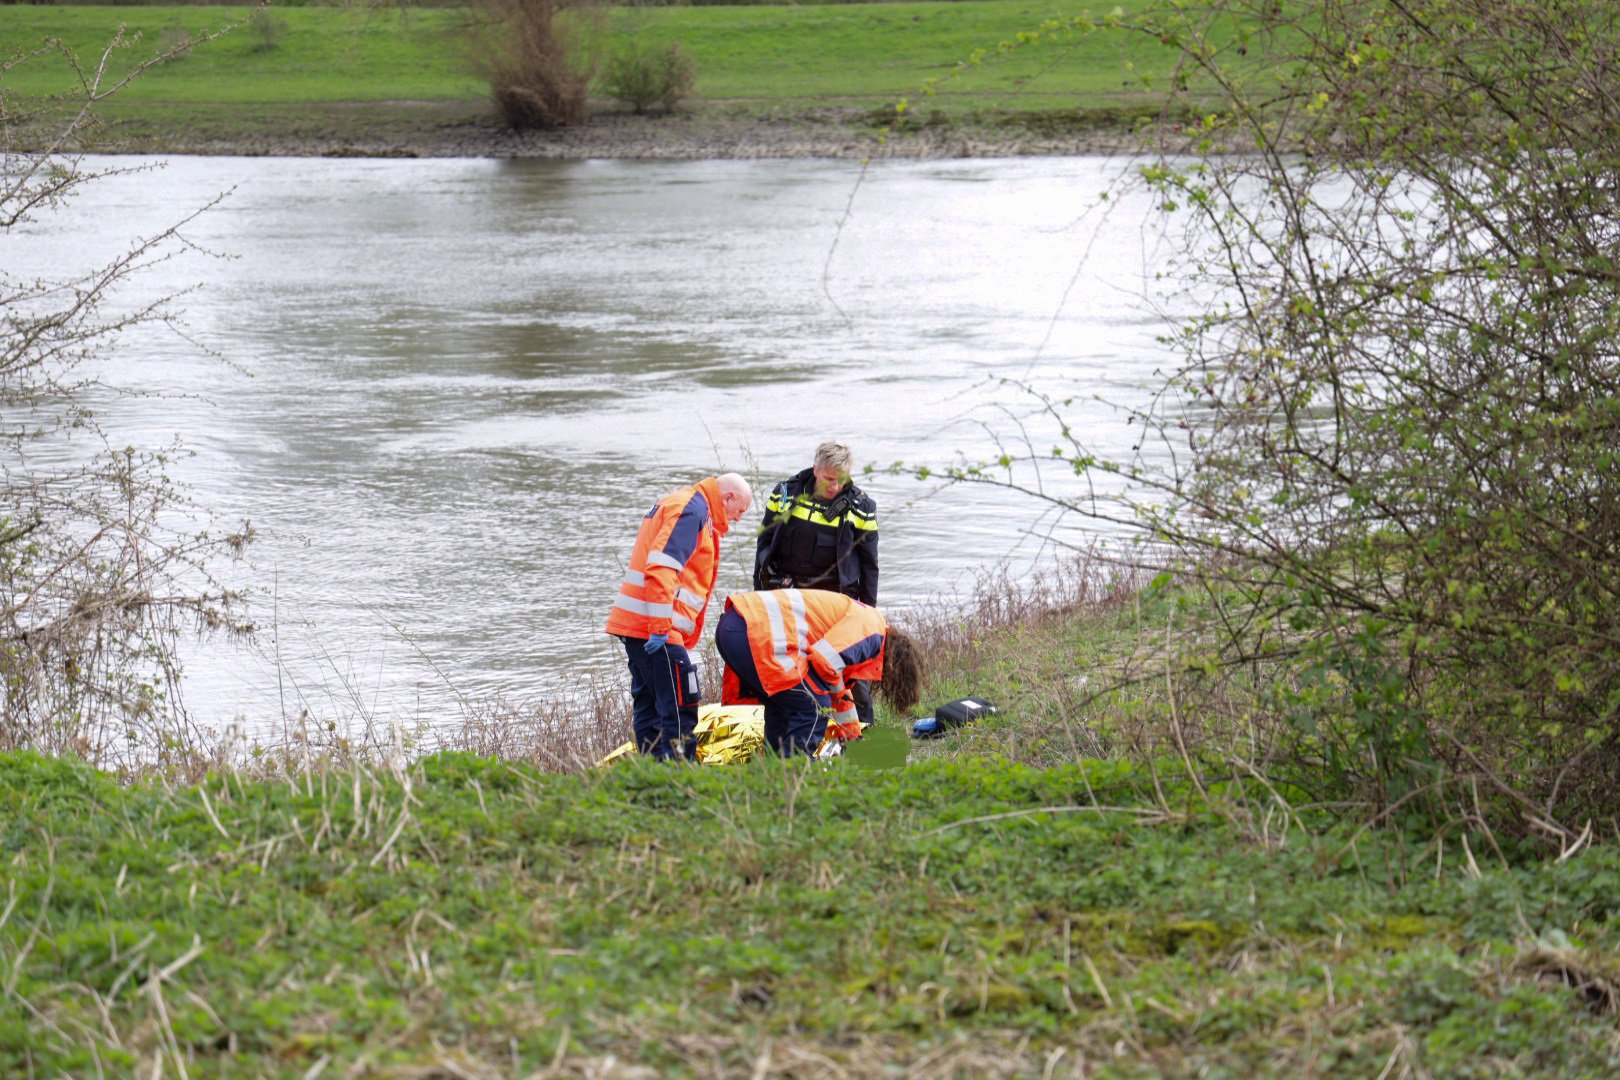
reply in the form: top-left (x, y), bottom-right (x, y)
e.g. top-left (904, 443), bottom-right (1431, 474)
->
top-left (1, 2), bottom-right (1174, 144)
top-left (4, 749), bottom-right (1618, 1077)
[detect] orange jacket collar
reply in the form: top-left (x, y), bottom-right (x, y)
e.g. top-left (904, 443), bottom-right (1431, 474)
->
top-left (698, 475), bottom-right (732, 536)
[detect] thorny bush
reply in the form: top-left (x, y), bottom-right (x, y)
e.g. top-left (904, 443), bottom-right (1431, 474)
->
top-left (944, 0), bottom-right (1620, 837)
top-left (1, 25), bottom-right (253, 768)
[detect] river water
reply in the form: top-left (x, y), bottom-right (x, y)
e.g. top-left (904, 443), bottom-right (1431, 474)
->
top-left (13, 154), bottom-right (1181, 732)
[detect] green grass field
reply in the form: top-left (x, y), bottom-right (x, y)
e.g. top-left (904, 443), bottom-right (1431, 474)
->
top-left (1, 6), bottom-right (484, 103)
top-left (614, 2), bottom-right (1170, 105)
top-left (4, 575), bottom-right (1619, 1075)
top-left (0, 2), bottom-right (1178, 135)
top-left (5, 748), bottom-right (1619, 1076)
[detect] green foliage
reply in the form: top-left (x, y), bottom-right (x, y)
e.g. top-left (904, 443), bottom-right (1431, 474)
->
top-left (1130, 0), bottom-right (1620, 829)
top-left (1, 750), bottom-right (1616, 1074)
top-left (952, 0), bottom-right (1620, 832)
top-left (602, 38), bottom-right (696, 114)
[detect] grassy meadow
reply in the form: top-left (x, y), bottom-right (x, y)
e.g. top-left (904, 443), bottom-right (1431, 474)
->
top-left (0, 2), bottom-right (1181, 146)
top-left (4, 567), bottom-right (1619, 1076)
top-left (6, 747), bottom-right (1620, 1077)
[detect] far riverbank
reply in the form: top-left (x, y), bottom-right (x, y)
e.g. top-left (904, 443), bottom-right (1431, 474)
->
top-left (69, 102), bottom-right (1153, 160)
top-left (7, 3), bottom-right (1174, 161)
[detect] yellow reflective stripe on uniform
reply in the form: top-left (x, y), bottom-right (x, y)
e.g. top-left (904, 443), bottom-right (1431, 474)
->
top-left (764, 592), bottom-right (796, 673)
top-left (614, 595), bottom-right (674, 619)
top-left (780, 495), bottom-right (878, 531)
top-left (811, 639), bottom-right (845, 672)
top-left (783, 501), bottom-right (838, 528)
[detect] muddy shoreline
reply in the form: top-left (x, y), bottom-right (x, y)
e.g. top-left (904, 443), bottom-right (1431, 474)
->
top-left (88, 106), bottom-right (1151, 160)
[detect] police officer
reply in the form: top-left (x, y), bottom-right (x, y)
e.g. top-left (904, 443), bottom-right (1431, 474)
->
top-left (753, 442), bottom-right (880, 725)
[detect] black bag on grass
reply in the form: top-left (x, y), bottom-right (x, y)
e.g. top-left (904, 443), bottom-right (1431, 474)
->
top-left (910, 697), bottom-right (998, 738)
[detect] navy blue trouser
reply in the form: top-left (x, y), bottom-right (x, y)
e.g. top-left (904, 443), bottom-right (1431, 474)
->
top-left (714, 608), bottom-right (830, 757)
top-left (850, 677), bottom-right (874, 727)
top-left (620, 636), bottom-right (700, 762)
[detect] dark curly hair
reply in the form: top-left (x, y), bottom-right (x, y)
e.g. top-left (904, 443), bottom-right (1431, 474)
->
top-left (875, 626), bottom-right (924, 715)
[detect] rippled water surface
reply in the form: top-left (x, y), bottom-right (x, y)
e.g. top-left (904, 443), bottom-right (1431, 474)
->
top-left (14, 154), bottom-right (1182, 728)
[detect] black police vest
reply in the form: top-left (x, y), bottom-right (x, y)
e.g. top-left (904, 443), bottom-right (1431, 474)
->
top-left (775, 496), bottom-right (844, 586)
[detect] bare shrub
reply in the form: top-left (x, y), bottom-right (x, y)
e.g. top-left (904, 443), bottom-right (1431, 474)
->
top-left (602, 40), bottom-right (695, 115)
top-left (905, 549), bottom-right (1143, 677)
top-left (445, 673), bottom-right (630, 773)
top-left (467, 0), bottom-right (603, 131)
top-left (2, 24), bottom-right (255, 772)
top-left (896, 551), bottom-right (1159, 762)
top-left (247, 9), bottom-right (288, 53)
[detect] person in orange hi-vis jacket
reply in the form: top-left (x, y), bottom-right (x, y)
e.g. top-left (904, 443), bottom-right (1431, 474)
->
top-left (715, 588), bottom-right (924, 757)
top-left (606, 473), bottom-right (752, 761)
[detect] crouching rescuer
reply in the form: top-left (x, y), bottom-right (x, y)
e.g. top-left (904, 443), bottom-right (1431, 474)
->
top-left (606, 472), bottom-right (753, 761)
top-left (715, 588), bottom-right (923, 757)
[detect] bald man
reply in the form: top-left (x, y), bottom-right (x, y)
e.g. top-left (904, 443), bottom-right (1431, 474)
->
top-left (605, 472), bottom-right (752, 761)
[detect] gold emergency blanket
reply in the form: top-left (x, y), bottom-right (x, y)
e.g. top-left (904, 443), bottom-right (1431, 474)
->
top-left (596, 704), bottom-right (766, 767)
top-left (596, 704), bottom-right (860, 767)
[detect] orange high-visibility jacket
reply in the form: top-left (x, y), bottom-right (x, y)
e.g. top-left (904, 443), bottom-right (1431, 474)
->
top-left (722, 589), bottom-right (886, 726)
top-left (604, 477), bottom-right (732, 649)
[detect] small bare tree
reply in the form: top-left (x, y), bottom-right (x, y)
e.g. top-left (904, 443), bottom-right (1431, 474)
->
top-left (2, 23), bottom-right (254, 769)
top-left (467, 0), bottom-right (603, 131)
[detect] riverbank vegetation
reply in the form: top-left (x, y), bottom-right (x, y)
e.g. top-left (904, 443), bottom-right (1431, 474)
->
top-left (6, 727), bottom-right (1620, 1076)
top-left (934, 0), bottom-right (1620, 840)
top-left (7, 548), bottom-right (1619, 1075)
top-left (0, 17), bottom-right (261, 776)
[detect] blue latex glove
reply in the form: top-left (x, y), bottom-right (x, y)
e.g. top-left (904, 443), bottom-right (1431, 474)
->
top-left (643, 632), bottom-right (669, 654)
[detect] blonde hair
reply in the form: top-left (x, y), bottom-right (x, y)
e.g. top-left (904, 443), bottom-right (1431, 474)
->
top-left (813, 442), bottom-right (854, 476)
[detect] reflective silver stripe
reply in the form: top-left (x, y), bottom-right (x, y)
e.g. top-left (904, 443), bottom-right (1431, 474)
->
top-left (811, 639), bottom-right (845, 673)
top-left (784, 589), bottom-right (809, 656)
top-left (614, 595), bottom-right (674, 619)
top-left (646, 550), bottom-right (683, 572)
top-left (673, 613), bottom-right (696, 633)
top-left (623, 569), bottom-right (645, 587)
top-left (764, 593), bottom-right (796, 673)
top-left (676, 587), bottom-right (706, 610)
top-left (833, 707), bottom-right (858, 723)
